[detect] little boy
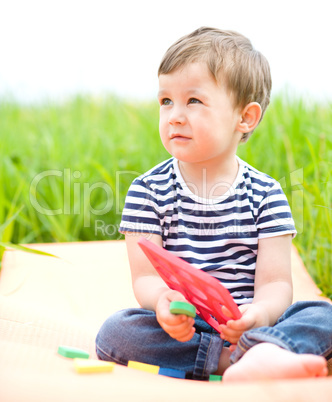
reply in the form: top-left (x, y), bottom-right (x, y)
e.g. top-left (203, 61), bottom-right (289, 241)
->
top-left (96, 27), bottom-right (331, 381)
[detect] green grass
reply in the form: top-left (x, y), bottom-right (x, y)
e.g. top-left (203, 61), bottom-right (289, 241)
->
top-left (0, 94), bottom-right (331, 298)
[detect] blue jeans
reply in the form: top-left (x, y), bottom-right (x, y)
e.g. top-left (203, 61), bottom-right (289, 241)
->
top-left (95, 301), bottom-right (332, 380)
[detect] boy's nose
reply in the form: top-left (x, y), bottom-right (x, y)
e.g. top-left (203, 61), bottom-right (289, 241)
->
top-left (168, 106), bottom-right (186, 125)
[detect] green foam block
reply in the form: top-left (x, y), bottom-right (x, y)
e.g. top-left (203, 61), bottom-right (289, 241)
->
top-left (209, 374), bottom-right (223, 381)
top-left (57, 345), bottom-right (90, 359)
top-left (169, 301), bottom-right (196, 318)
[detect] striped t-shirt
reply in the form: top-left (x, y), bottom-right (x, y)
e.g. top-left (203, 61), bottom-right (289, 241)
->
top-left (119, 157), bottom-right (296, 305)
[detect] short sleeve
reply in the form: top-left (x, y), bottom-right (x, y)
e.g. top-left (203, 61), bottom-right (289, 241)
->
top-left (256, 182), bottom-right (297, 239)
top-left (119, 178), bottom-right (162, 235)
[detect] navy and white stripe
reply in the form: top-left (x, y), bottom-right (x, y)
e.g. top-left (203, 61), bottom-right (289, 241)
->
top-left (120, 157), bottom-right (296, 305)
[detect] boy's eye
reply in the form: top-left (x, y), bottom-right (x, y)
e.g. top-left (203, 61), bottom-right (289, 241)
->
top-left (161, 98), bottom-right (173, 106)
top-left (188, 98), bottom-right (201, 104)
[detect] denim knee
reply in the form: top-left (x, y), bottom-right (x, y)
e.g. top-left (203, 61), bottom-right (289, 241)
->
top-left (95, 309), bottom-right (134, 365)
top-left (95, 308), bottom-right (186, 367)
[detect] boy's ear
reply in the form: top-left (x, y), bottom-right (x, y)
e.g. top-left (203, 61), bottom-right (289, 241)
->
top-left (237, 102), bottom-right (262, 133)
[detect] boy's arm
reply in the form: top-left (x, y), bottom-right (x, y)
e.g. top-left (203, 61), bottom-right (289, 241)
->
top-left (219, 234), bottom-right (293, 344)
top-left (251, 233), bottom-right (293, 324)
top-left (126, 232), bottom-right (167, 310)
top-left (125, 232), bottom-right (196, 342)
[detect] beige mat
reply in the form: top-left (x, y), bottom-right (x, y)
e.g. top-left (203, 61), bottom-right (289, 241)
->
top-left (0, 241), bottom-right (331, 401)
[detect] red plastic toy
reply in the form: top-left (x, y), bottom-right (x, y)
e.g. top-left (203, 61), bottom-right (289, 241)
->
top-left (138, 238), bottom-right (241, 333)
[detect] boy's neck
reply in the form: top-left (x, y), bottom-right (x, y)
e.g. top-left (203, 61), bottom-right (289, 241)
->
top-left (177, 155), bottom-right (239, 199)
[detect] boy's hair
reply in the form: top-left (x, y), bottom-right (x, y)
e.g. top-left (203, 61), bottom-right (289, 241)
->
top-left (158, 27), bottom-right (272, 142)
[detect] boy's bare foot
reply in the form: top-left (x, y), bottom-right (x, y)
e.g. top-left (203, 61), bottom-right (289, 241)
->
top-left (223, 343), bottom-right (328, 382)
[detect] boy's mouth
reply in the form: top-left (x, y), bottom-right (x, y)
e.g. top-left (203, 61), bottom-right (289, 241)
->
top-left (170, 133), bottom-right (191, 140)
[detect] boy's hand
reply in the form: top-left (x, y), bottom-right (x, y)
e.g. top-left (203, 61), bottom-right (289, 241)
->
top-left (218, 303), bottom-right (269, 345)
top-left (156, 290), bottom-right (196, 342)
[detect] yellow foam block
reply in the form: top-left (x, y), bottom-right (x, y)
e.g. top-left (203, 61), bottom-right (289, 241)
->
top-left (128, 360), bottom-right (160, 374)
top-left (74, 359), bottom-right (115, 374)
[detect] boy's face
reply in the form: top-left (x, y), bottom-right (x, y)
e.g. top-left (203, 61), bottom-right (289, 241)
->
top-left (158, 62), bottom-right (243, 166)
